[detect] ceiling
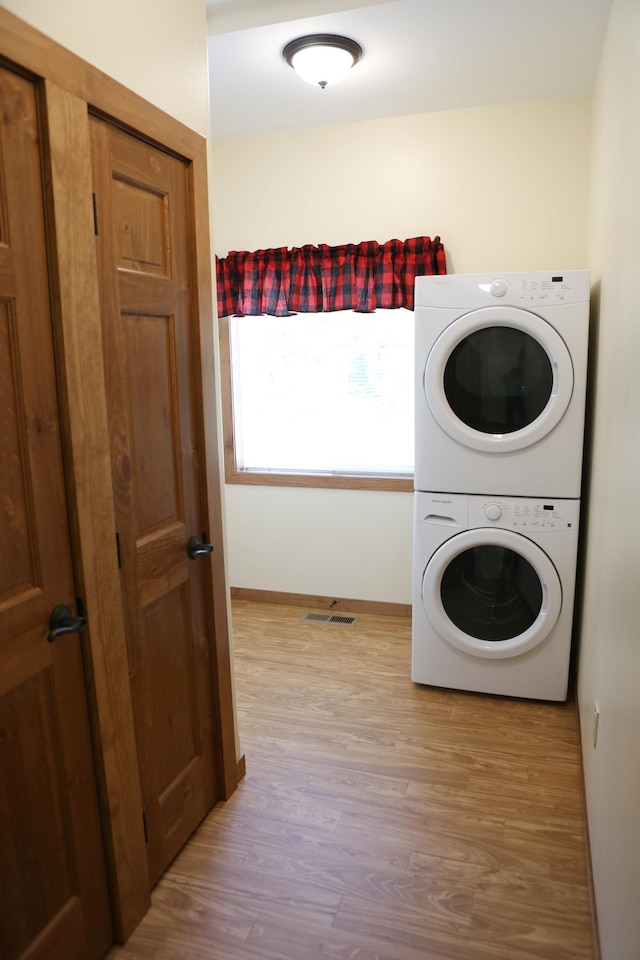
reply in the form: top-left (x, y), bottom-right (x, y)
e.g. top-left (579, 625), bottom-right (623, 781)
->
top-left (206, 0), bottom-right (612, 142)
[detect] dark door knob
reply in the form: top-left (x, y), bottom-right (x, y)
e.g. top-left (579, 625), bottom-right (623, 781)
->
top-left (187, 536), bottom-right (213, 560)
top-left (47, 604), bottom-right (87, 643)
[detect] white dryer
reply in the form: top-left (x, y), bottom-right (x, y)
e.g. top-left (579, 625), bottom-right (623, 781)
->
top-left (414, 271), bottom-right (590, 497)
top-left (412, 491), bottom-right (580, 701)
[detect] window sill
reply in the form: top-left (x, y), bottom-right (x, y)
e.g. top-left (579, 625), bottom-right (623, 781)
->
top-left (225, 468), bottom-right (413, 493)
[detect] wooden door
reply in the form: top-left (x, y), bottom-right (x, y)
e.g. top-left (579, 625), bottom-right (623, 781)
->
top-left (90, 118), bottom-right (218, 885)
top-left (0, 68), bottom-right (112, 959)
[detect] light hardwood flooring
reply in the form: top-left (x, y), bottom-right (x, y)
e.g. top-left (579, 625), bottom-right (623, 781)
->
top-left (108, 600), bottom-right (596, 960)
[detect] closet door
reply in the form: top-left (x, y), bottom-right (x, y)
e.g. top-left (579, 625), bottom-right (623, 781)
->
top-left (0, 68), bottom-right (112, 959)
top-left (90, 117), bottom-right (218, 885)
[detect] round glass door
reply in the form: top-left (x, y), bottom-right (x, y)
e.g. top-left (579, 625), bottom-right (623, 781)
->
top-left (425, 307), bottom-right (574, 453)
top-left (422, 528), bottom-right (562, 659)
top-left (444, 326), bottom-right (552, 434)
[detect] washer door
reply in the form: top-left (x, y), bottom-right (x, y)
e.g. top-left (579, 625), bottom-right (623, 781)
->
top-left (424, 306), bottom-right (574, 453)
top-left (422, 528), bottom-right (562, 659)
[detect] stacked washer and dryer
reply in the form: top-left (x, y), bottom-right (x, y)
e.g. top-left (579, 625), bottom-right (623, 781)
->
top-left (412, 271), bottom-right (590, 701)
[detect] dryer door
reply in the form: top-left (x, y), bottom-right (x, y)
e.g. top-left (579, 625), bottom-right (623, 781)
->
top-left (422, 528), bottom-right (562, 658)
top-left (424, 306), bottom-right (574, 453)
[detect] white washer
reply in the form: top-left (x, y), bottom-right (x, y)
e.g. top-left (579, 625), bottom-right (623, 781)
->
top-left (414, 271), bottom-right (590, 497)
top-left (412, 491), bottom-right (580, 701)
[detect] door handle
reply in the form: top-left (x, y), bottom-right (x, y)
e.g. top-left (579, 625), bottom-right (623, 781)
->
top-left (47, 604), bottom-right (87, 643)
top-left (187, 536), bottom-right (213, 560)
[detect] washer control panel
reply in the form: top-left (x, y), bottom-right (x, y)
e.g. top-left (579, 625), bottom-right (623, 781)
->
top-left (472, 497), bottom-right (580, 530)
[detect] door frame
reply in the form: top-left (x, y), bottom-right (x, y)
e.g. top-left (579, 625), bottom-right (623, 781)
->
top-left (0, 8), bottom-right (240, 944)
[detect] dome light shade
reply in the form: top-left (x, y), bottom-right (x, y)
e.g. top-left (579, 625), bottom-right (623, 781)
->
top-left (283, 34), bottom-right (363, 89)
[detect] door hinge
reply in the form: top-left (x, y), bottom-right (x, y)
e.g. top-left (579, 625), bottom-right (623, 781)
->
top-left (92, 192), bottom-right (99, 235)
top-left (142, 811), bottom-right (148, 843)
top-left (115, 531), bottom-right (122, 569)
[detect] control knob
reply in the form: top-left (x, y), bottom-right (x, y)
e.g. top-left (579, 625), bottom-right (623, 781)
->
top-left (485, 503), bottom-right (502, 521)
top-left (490, 279), bottom-right (508, 297)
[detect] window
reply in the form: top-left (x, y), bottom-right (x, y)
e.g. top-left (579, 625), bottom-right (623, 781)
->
top-left (221, 309), bottom-right (414, 491)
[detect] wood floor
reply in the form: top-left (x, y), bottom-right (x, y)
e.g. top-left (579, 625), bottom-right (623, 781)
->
top-left (107, 600), bottom-right (596, 960)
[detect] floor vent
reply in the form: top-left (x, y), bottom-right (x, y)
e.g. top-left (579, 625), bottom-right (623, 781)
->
top-left (301, 612), bottom-right (359, 626)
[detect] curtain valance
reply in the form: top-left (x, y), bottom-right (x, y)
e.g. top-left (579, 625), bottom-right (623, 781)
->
top-left (216, 236), bottom-right (446, 318)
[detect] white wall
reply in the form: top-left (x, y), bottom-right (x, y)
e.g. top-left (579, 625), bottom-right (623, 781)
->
top-left (3, 0), bottom-right (210, 137)
top-left (579, 1), bottom-right (640, 957)
top-left (211, 96), bottom-right (591, 602)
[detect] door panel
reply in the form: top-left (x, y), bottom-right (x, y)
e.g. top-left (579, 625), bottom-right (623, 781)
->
top-left (90, 117), bottom-right (218, 885)
top-left (125, 313), bottom-right (182, 533)
top-left (113, 175), bottom-right (170, 275)
top-left (0, 301), bottom-right (36, 601)
top-left (1, 674), bottom-right (78, 941)
top-left (0, 67), bottom-right (111, 960)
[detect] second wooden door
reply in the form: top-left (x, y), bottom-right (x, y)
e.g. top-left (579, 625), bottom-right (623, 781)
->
top-left (90, 117), bottom-right (218, 885)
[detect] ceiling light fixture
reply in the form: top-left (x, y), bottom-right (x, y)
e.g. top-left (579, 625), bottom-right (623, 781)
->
top-left (283, 34), bottom-right (363, 90)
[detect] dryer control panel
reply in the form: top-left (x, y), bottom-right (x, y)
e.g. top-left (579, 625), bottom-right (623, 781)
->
top-left (472, 496), bottom-right (580, 531)
top-left (512, 275), bottom-right (576, 304)
top-left (414, 269), bottom-right (590, 308)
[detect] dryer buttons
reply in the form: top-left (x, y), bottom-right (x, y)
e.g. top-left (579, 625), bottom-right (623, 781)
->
top-left (485, 503), bottom-right (503, 521)
top-left (490, 279), bottom-right (508, 297)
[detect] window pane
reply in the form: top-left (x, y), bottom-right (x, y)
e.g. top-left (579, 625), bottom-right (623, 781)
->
top-left (230, 309), bottom-right (414, 475)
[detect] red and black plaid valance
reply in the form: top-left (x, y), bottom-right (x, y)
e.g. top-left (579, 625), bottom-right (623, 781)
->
top-left (216, 236), bottom-right (446, 318)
